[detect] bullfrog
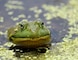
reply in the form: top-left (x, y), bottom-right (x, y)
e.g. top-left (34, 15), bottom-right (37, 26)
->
top-left (7, 20), bottom-right (51, 53)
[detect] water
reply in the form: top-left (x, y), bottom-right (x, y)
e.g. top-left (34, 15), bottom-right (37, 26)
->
top-left (0, 0), bottom-right (78, 60)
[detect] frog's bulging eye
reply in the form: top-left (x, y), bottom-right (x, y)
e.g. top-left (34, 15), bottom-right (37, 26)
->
top-left (38, 22), bottom-right (44, 28)
top-left (19, 24), bottom-right (24, 27)
top-left (19, 24), bottom-right (24, 30)
top-left (41, 22), bottom-right (44, 25)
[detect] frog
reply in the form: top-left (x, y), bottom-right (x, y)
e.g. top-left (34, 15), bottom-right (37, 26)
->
top-left (7, 20), bottom-right (51, 53)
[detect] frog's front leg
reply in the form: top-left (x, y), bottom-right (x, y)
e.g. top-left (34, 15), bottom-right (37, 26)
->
top-left (36, 43), bottom-right (51, 53)
top-left (36, 47), bottom-right (47, 53)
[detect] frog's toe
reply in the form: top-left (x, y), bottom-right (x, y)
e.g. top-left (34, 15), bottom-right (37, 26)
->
top-left (36, 47), bottom-right (47, 53)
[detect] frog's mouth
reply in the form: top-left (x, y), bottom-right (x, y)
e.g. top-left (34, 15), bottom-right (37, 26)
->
top-left (11, 35), bottom-right (50, 41)
top-left (10, 35), bottom-right (51, 48)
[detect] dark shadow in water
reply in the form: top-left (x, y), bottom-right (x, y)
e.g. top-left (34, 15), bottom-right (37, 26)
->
top-left (50, 17), bottom-right (69, 43)
top-left (70, 34), bottom-right (78, 39)
top-left (46, 0), bottom-right (69, 6)
top-left (0, 35), bottom-right (7, 45)
top-left (22, 0), bottom-right (69, 8)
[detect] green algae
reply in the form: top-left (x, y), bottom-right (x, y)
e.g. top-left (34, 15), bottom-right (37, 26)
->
top-left (0, 0), bottom-right (78, 60)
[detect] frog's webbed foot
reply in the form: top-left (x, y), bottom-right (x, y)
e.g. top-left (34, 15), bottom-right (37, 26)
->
top-left (9, 43), bottom-right (51, 53)
top-left (36, 47), bottom-right (47, 53)
top-left (36, 44), bottom-right (51, 53)
top-left (46, 43), bottom-right (51, 49)
top-left (9, 45), bottom-right (39, 53)
top-left (9, 45), bottom-right (15, 50)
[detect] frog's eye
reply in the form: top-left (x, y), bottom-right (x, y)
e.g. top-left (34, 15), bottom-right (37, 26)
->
top-left (38, 22), bottom-right (44, 28)
top-left (35, 21), bottom-right (44, 25)
top-left (19, 24), bottom-right (24, 27)
top-left (41, 22), bottom-right (44, 25)
top-left (19, 24), bottom-right (24, 30)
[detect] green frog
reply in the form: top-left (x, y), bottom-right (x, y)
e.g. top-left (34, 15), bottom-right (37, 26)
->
top-left (7, 20), bottom-right (51, 53)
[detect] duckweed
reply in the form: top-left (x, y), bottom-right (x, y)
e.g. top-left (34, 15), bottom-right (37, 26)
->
top-left (8, 11), bottom-right (14, 15)
top-left (5, 0), bottom-right (24, 10)
top-left (0, 17), bottom-right (4, 22)
top-left (11, 16), bottom-right (19, 21)
top-left (0, 0), bottom-right (78, 60)
top-left (0, 31), bottom-right (4, 35)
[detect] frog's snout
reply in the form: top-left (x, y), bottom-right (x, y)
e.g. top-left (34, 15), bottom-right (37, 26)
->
top-left (29, 24), bottom-right (37, 33)
top-left (31, 28), bottom-right (37, 33)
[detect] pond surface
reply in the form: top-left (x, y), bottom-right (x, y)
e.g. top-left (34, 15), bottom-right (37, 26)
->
top-left (0, 0), bottom-right (78, 60)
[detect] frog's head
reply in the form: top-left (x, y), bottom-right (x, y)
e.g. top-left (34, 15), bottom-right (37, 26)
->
top-left (7, 20), bottom-right (50, 42)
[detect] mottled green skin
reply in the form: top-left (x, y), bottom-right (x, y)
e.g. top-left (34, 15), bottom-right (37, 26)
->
top-left (7, 20), bottom-right (51, 47)
top-left (8, 20), bottom-right (50, 39)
